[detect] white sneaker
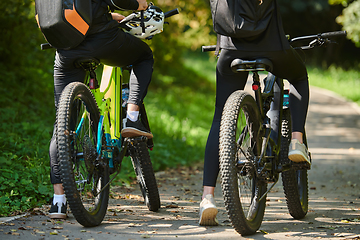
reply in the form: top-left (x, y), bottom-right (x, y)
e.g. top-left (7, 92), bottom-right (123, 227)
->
top-left (199, 194), bottom-right (218, 226)
top-left (288, 139), bottom-right (311, 165)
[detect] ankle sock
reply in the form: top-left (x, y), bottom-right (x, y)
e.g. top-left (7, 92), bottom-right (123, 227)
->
top-left (127, 111), bottom-right (139, 122)
top-left (53, 194), bottom-right (66, 205)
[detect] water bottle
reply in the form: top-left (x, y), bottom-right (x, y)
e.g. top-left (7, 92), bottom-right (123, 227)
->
top-left (283, 89), bottom-right (290, 107)
top-left (122, 87), bottom-right (129, 107)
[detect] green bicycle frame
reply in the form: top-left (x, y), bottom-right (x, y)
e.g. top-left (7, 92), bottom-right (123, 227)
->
top-left (92, 65), bottom-right (124, 169)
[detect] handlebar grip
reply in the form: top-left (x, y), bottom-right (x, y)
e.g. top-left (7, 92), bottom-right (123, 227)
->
top-left (202, 45), bottom-right (216, 52)
top-left (164, 8), bottom-right (179, 18)
top-left (41, 43), bottom-right (53, 50)
top-left (320, 31), bottom-right (347, 38)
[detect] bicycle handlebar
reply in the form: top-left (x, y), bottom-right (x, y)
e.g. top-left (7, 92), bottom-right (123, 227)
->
top-left (164, 8), bottom-right (180, 18)
top-left (202, 31), bottom-right (347, 52)
top-left (202, 45), bottom-right (217, 52)
top-left (119, 8), bottom-right (179, 26)
top-left (290, 31), bottom-right (346, 43)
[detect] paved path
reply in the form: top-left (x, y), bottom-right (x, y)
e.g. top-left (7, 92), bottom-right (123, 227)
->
top-left (1, 87), bottom-right (360, 239)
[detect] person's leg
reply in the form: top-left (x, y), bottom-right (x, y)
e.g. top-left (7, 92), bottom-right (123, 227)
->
top-left (95, 29), bottom-right (154, 138)
top-left (267, 48), bottom-right (310, 163)
top-left (200, 49), bottom-right (248, 225)
top-left (122, 48), bottom-right (154, 138)
top-left (202, 49), bottom-right (248, 191)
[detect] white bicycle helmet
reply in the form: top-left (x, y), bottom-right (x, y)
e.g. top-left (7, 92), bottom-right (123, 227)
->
top-left (121, 5), bottom-right (165, 39)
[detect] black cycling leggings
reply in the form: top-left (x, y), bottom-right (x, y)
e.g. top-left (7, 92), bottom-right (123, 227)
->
top-left (203, 48), bottom-right (309, 187)
top-left (50, 27), bottom-right (154, 184)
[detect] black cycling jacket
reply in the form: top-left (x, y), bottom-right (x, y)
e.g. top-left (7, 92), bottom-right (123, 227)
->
top-left (89, 0), bottom-right (139, 35)
top-left (220, 0), bottom-right (289, 52)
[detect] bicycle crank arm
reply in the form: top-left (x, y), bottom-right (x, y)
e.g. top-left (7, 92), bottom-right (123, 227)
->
top-left (94, 169), bottom-right (121, 198)
top-left (258, 180), bottom-right (278, 202)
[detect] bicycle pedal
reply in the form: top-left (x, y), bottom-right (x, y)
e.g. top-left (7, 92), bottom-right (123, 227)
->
top-left (292, 161), bottom-right (311, 170)
top-left (127, 136), bottom-right (147, 142)
top-left (277, 163), bottom-right (291, 172)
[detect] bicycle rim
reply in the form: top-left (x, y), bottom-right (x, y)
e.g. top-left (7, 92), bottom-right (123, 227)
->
top-left (57, 82), bottom-right (109, 227)
top-left (220, 91), bottom-right (267, 236)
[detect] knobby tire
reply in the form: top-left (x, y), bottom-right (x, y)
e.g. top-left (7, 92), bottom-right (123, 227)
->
top-left (219, 91), bottom-right (267, 236)
top-left (57, 82), bottom-right (109, 227)
top-left (129, 140), bottom-right (160, 211)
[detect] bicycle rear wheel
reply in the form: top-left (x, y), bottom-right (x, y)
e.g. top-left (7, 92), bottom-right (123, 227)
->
top-left (129, 140), bottom-right (160, 211)
top-left (280, 108), bottom-right (308, 219)
top-left (57, 82), bottom-right (109, 227)
top-left (220, 91), bottom-right (267, 236)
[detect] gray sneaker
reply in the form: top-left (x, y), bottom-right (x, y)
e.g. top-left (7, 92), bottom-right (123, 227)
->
top-left (199, 194), bottom-right (218, 226)
top-left (288, 139), bottom-right (311, 165)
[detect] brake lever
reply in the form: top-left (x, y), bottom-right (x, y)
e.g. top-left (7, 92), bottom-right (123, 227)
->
top-left (140, 10), bottom-right (146, 34)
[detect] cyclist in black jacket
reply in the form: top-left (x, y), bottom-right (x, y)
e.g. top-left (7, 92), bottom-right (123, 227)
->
top-left (199, 0), bottom-right (311, 226)
top-left (48, 0), bottom-right (153, 219)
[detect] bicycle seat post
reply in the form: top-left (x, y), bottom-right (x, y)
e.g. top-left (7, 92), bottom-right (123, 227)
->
top-left (74, 58), bottom-right (100, 89)
top-left (252, 71), bottom-right (264, 117)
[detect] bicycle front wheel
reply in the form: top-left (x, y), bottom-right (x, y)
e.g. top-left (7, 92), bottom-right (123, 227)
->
top-left (220, 91), bottom-right (267, 236)
top-left (129, 140), bottom-right (160, 211)
top-left (57, 82), bottom-right (109, 227)
top-left (280, 109), bottom-right (308, 219)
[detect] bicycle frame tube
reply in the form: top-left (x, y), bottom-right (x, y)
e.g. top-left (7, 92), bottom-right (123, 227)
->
top-left (98, 65), bottom-right (122, 140)
top-left (91, 65), bottom-right (124, 169)
top-left (75, 111), bottom-right (87, 137)
top-left (256, 73), bottom-right (286, 181)
top-left (264, 73), bottom-right (285, 152)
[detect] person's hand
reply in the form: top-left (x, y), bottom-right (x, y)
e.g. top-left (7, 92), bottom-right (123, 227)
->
top-left (111, 13), bottom-right (125, 23)
top-left (137, 0), bottom-right (148, 11)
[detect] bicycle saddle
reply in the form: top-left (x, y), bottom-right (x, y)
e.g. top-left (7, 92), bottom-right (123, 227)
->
top-left (74, 57), bottom-right (100, 70)
top-left (230, 58), bottom-right (273, 73)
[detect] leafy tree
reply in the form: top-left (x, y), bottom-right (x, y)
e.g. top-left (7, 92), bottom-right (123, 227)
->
top-left (330, 0), bottom-right (360, 47)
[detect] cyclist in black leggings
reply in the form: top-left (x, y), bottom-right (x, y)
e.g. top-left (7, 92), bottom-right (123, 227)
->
top-left (199, 0), bottom-right (311, 226)
top-left (48, 0), bottom-right (153, 219)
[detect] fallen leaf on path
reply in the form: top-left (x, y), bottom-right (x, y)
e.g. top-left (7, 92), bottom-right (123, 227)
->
top-left (50, 230), bottom-right (58, 235)
top-left (165, 203), bottom-right (179, 208)
top-left (51, 226), bottom-right (63, 229)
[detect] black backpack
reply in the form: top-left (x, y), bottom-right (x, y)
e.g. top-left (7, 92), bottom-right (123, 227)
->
top-left (35, 0), bottom-right (95, 49)
top-left (210, 0), bottom-right (275, 38)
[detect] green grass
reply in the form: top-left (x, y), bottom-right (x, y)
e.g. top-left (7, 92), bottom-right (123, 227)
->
top-left (308, 66), bottom-right (360, 105)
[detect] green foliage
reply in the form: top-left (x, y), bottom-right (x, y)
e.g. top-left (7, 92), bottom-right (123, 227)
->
top-left (0, 0), bottom-right (55, 216)
top-left (0, 153), bottom-right (52, 216)
top-left (335, 0), bottom-right (360, 47)
top-left (0, 66), bottom-right (54, 216)
top-left (308, 66), bottom-right (360, 104)
top-left (0, 0), bottom-right (54, 83)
